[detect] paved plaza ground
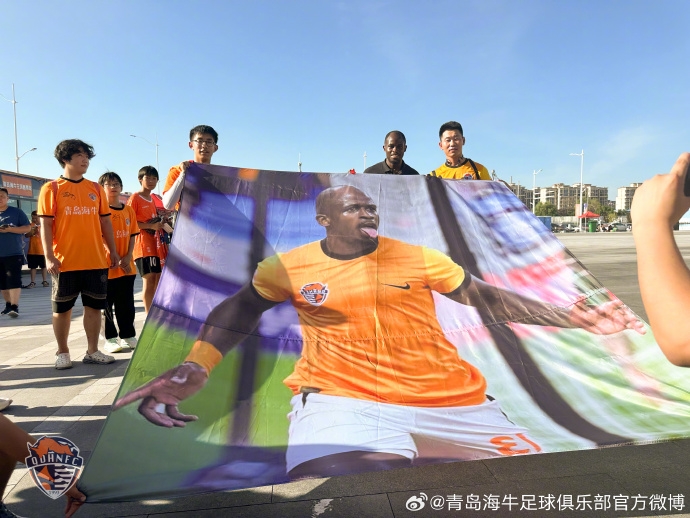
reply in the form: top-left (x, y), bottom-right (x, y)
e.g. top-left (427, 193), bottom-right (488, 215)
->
top-left (1, 232), bottom-right (689, 517)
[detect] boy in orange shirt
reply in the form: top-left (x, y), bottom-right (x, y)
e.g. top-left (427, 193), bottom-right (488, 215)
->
top-left (162, 125), bottom-right (218, 210)
top-left (38, 139), bottom-right (118, 369)
top-left (99, 172), bottom-right (140, 353)
top-left (22, 211), bottom-right (48, 288)
top-left (128, 166), bottom-right (164, 314)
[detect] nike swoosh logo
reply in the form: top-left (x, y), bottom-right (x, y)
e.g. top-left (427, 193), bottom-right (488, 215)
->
top-left (383, 283), bottom-right (411, 290)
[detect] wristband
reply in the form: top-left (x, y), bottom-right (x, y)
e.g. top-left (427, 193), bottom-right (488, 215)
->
top-left (185, 340), bottom-right (223, 374)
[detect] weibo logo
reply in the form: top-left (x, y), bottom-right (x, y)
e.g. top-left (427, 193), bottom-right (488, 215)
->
top-left (300, 282), bottom-right (329, 306)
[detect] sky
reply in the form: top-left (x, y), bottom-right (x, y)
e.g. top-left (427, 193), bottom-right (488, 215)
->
top-left (1, 0), bottom-right (689, 196)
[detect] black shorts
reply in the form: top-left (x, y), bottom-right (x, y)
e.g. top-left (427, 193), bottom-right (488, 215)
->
top-left (135, 256), bottom-right (162, 276)
top-left (27, 254), bottom-right (46, 269)
top-left (51, 269), bottom-right (108, 313)
top-left (0, 255), bottom-right (23, 290)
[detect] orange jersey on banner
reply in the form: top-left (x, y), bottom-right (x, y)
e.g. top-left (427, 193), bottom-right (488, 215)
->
top-left (106, 204), bottom-right (139, 279)
top-left (128, 193), bottom-right (159, 260)
top-left (37, 177), bottom-right (110, 272)
top-left (252, 236), bottom-right (487, 407)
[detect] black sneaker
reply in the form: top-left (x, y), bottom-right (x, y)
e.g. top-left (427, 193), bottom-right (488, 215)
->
top-left (0, 302), bottom-right (10, 315)
top-left (8, 305), bottom-right (18, 318)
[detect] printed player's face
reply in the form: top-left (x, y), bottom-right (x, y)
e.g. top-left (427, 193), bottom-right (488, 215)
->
top-left (327, 189), bottom-right (379, 242)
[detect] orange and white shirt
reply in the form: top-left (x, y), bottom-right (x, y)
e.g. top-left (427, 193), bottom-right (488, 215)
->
top-left (252, 236), bottom-right (486, 407)
top-left (37, 176), bottom-right (110, 272)
top-left (162, 162), bottom-right (191, 211)
top-left (127, 192), bottom-right (159, 260)
top-left (106, 204), bottom-right (139, 279)
top-left (27, 228), bottom-right (44, 256)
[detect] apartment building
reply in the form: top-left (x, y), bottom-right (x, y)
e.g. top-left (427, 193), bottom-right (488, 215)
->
top-left (615, 183), bottom-right (642, 212)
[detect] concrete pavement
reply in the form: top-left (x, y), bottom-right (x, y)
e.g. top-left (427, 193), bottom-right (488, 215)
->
top-left (1, 232), bottom-right (689, 517)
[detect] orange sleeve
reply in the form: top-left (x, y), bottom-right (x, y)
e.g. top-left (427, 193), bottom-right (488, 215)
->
top-left (252, 254), bottom-right (291, 302)
top-left (163, 166), bottom-right (181, 195)
top-left (97, 183), bottom-right (110, 217)
top-left (37, 182), bottom-right (54, 217)
top-left (422, 247), bottom-right (466, 294)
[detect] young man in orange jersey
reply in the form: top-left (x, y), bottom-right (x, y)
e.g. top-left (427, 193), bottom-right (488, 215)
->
top-left (116, 186), bottom-right (643, 478)
top-left (162, 125), bottom-right (218, 210)
top-left (22, 211), bottom-right (48, 288)
top-left (430, 121), bottom-right (491, 180)
top-left (128, 166), bottom-right (164, 314)
top-left (99, 172), bottom-right (140, 353)
top-left (38, 139), bottom-right (118, 369)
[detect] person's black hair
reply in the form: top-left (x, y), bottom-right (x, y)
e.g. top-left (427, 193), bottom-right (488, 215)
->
top-left (31, 210), bottom-right (38, 216)
top-left (54, 139), bottom-right (96, 167)
top-left (98, 171), bottom-right (123, 187)
top-left (384, 130), bottom-right (406, 144)
top-left (0, 187), bottom-right (8, 196)
top-left (189, 125), bottom-right (218, 143)
top-left (138, 166), bottom-right (159, 181)
top-left (438, 121), bottom-right (463, 139)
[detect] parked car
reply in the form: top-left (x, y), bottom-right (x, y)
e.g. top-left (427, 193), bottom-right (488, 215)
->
top-left (551, 223), bottom-right (564, 233)
top-left (611, 223), bottom-right (627, 232)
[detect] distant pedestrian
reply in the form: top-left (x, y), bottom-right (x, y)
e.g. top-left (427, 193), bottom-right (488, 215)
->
top-left (0, 187), bottom-right (31, 318)
top-left (23, 211), bottom-right (49, 289)
top-left (38, 139), bottom-right (118, 369)
top-left (99, 172), bottom-right (139, 353)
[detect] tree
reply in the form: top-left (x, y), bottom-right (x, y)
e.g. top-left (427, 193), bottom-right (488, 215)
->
top-left (535, 202), bottom-right (558, 217)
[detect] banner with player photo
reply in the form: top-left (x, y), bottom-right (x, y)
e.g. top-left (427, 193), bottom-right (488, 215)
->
top-left (80, 163), bottom-right (690, 501)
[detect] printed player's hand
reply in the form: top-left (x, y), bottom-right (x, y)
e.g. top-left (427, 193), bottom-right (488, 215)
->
top-left (113, 362), bottom-right (208, 427)
top-left (569, 300), bottom-right (645, 335)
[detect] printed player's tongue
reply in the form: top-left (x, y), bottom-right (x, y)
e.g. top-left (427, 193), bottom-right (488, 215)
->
top-left (361, 227), bottom-right (378, 238)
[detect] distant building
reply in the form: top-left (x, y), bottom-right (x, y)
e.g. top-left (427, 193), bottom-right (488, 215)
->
top-left (531, 182), bottom-right (608, 212)
top-left (0, 168), bottom-right (50, 214)
top-left (506, 182), bottom-right (533, 209)
top-left (616, 183), bottom-right (642, 212)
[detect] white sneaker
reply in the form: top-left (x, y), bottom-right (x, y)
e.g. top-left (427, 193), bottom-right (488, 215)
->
top-left (104, 337), bottom-right (123, 353)
top-left (55, 353), bottom-right (72, 370)
top-left (122, 336), bottom-right (138, 350)
top-left (0, 398), bottom-right (12, 412)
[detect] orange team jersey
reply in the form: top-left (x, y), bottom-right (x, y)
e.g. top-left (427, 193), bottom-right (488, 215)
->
top-left (27, 229), bottom-right (44, 255)
top-left (162, 162), bottom-right (193, 211)
top-left (430, 161), bottom-right (491, 180)
top-left (127, 193), bottom-right (160, 260)
top-left (252, 236), bottom-right (487, 407)
top-left (37, 177), bottom-right (110, 272)
top-left (105, 204), bottom-right (139, 279)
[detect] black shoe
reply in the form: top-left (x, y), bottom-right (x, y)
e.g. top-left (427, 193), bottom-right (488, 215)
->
top-left (0, 303), bottom-right (10, 315)
top-left (8, 305), bottom-right (18, 318)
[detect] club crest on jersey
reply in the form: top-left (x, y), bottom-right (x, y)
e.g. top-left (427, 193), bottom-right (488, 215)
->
top-left (125, 218), bottom-right (130, 225)
top-left (461, 172), bottom-right (475, 180)
top-left (88, 193), bottom-right (97, 201)
top-left (25, 436), bottom-right (83, 499)
top-left (300, 282), bottom-right (329, 306)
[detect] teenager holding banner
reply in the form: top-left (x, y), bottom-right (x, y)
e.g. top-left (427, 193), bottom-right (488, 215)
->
top-left (115, 185), bottom-right (643, 478)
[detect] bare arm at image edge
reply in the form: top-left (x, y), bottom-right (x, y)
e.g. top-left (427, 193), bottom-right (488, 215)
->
top-left (632, 152), bottom-right (690, 366)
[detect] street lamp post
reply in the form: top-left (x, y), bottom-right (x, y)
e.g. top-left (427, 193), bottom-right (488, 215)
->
top-left (130, 133), bottom-right (160, 175)
top-left (1, 84), bottom-right (21, 174)
top-left (532, 168), bottom-right (542, 214)
top-left (17, 147), bottom-right (37, 171)
top-left (570, 149), bottom-right (584, 218)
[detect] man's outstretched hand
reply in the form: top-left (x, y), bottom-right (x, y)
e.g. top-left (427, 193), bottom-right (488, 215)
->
top-left (113, 362), bottom-right (209, 427)
top-left (569, 300), bottom-right (646, 335)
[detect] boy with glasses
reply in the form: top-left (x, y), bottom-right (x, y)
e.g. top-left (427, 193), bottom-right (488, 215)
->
top-left (162, 125), bottom-right (219, 210)
top-left (99, 172), bottom-right (139, 353)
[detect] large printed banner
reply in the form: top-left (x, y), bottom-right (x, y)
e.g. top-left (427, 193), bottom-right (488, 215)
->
top-left (81, 164), bottom-right (690, 501)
